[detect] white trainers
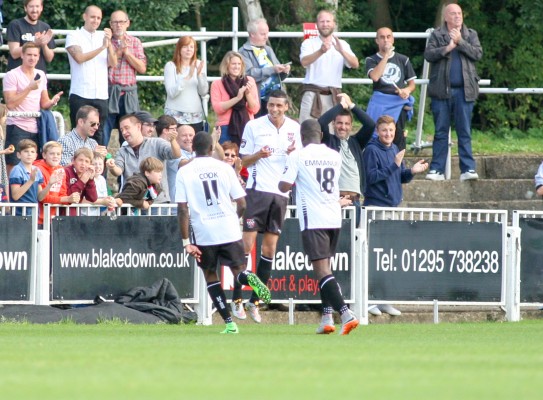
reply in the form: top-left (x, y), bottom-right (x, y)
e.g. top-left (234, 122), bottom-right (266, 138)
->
top-left (368, 305), bottom-right (382, 316)
top-left (379, 304), bottom-right (402, 316)
top-left (245, 302), bottom-right (262, 323)
top-left (460, 170), bottom-right (479, 181)
top-left (425, 170), bottom-right (445, 181)
top-left (316, 315), bottom-right (335, 334)
top-left (231, 300), bottom-right (246, 320)
top-left (339, 311), bottom-right (359, 335)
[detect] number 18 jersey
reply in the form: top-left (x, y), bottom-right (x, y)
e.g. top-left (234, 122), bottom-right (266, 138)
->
top-left (281, 143), bottom-right (342, 231)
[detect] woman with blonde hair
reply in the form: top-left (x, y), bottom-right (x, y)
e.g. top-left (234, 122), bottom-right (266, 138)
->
top-left (163, 36), bottom-right (209, 132)
top-left (211, 51), bottom-right (259, 145)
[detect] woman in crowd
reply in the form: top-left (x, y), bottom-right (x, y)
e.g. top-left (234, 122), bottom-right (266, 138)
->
top-left (163, 36), bottom-right (208, 133)
top-left (221, 140), bottom-right (246, 188)
top-left (211, 51), bottom-right (259, 146)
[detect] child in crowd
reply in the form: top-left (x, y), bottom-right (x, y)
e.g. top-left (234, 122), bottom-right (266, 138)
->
top-left (34, 141), bottom-right (79, 226)
top-left (83, 152), bottom-right (120, 216)
top-left (363, 115), bottom-right (428, 207)
top-left (9, 139), bottom-right (54, 216)
top-left (64, 147), bottom-right (98, 215)
top-left (116, 156), bottom-right (163, 211)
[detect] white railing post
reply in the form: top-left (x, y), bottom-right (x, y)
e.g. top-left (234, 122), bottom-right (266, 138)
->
top-left (232, 7), bottom-right (239, 51)
top-left (505, 226), bottom-right (521, 322)
top-left (413, 28), bottom-right (433, 152)
top-left (35, 230), bottom-right (51, 305)
top-left (195, 264), bottom-right (212, 325)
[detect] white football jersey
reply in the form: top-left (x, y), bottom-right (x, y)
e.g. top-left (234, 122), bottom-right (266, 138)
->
top-left (282, 143), bottom-right (342, 231)
top-left (240, 115), bottom-right (301, 197)
top-left (175, 157), bottom-right (246, 245)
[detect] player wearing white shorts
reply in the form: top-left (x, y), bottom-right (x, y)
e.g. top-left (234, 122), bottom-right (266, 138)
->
top-left (176, 132), bottom-right (270, 334)
top-left (234, 89), bottom-right (301, 323)
top-left (279, 118), bottom-right (359, 335)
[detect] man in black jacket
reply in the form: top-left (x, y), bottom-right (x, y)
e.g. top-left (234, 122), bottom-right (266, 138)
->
top-left (424, 3), bottom-right (483, 182)
top-left (318, 93), bottom-right (375, 227)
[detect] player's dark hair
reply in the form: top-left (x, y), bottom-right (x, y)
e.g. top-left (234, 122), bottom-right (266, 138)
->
top-left (193, 131), bottom-right (213, 156)
top-left (268, 89), bottom-right (288, 101)
top-left (300, 119), bottom-right (322, 144)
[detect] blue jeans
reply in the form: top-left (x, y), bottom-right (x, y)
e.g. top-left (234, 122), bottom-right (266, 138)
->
top-left (103, 95), bottom-right (127, 148)
top-left (430, 88), bottom-right (475, 174)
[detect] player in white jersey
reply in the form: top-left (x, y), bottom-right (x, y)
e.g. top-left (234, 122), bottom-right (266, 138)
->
top-left (233, 89), bottom-right (301, 323)
top-left (279, 119), bottom-right (359, 335)
top-left (176, 132), bottom-right (270, 334)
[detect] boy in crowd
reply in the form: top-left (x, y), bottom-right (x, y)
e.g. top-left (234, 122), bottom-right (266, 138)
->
top-left (9, 139), bottom-right (54, 216)
top-left (116, 156), bottom-right (163, 211)
top-left (363, 115), bottom-right (428, 208)
top-left (64, 147), bottom-right (97, 215)
top-left (362, 116), bottom-right (428, 316)
top-left (84, 152), bottom-right (119, 216)
top-left (34, 141), bottom-right (79, 225)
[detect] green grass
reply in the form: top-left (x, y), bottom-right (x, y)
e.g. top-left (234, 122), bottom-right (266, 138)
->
top-left (1, 320), bottom-right (542, 399)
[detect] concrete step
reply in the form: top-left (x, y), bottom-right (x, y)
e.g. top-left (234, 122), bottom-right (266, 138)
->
top-left (212, 306), bottom-right (543, 325)
top-left (405, 155), bottom-right (542, 180)
top-left (400, 200), bottom-right (543, 215)
top-left (402, 179), bottom-right (536, 203)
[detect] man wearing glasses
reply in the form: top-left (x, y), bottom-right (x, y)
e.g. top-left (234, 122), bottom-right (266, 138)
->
top-left (66, 5), bottom-right (116, 146)
top-left (104, 10), bottom-right (147, 148)
top-left (58, 105), bottom-right (108, 166)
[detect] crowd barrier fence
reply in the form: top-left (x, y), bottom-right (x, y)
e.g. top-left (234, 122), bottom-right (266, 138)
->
top-left (2, 203), bottom-right (538, 324)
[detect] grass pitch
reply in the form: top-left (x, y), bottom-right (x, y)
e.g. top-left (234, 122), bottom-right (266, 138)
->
top-left (1, 320), bottom-right (542, 399)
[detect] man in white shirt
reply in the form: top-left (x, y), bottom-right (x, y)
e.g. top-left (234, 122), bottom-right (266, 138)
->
top-left (65, 5), bottom-right (116, 145)
top-left (299, 10), bottom-right (359, 123)
top-left (234, 89), bottom-right (300, 323)
top-left (176, 132), bottom-right (270, 334)
top-left (279, 118), bottom-right (359, 336)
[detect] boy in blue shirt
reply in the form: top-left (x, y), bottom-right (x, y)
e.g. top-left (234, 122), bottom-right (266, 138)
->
top-left (9, 139), bottom-right (56, 216)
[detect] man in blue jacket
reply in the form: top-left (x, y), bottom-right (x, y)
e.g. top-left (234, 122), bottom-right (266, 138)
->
top-left (363, 115), bottom-right (428, 208)
top-left (362, 115), bottom-right (428, 316)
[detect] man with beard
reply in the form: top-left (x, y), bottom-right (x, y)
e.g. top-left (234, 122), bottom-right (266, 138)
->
top-left (299, 10), bottom-right (359, 123)
top-left (6, 0), bottom-right (56, 72)
top-left (318, 93), bottom-right (374, 228)
top-left (66, 5), bottom-right (117, 145)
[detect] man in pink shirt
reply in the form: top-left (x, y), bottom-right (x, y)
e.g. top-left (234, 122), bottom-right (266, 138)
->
top-left (3, 41), bottom-right (62, 176)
